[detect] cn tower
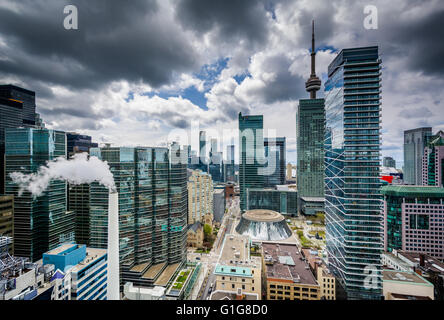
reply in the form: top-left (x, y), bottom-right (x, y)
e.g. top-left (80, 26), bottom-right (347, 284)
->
top-left (305, 20), bottom-right (321, 99)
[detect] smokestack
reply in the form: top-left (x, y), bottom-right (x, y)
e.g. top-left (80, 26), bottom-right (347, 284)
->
top-left (108, 191), bottom-right (120, 300)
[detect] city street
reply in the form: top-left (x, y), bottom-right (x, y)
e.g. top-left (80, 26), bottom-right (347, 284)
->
top-left (188, 196), bottom-right (241, 300)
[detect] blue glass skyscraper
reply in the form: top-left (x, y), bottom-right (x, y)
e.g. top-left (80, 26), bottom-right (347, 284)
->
top-left (239, 112), bottom-right (265, 212)
top-left (5, 128), bottom-right (75, 261)
top-left (264, 137), bottom-right (286, 187)
top-left (324, 46), bottom-right (383, 300)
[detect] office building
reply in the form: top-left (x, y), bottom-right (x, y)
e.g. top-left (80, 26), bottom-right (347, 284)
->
top-left (213, 188), bottom-right (226, 227)
top-left (209, 153), bottom-right (223, 183)
top-left (297, 97), bottom-right (325, 198)
top-left (381, 185), bottom-right (444, 261)
top-left (224, 145), bottom-right (236, 183)
top-left (0, 195), bottom-right (13, 254)
top-left (209, 138), bottom-right (222, 182)
top-left (297, 22), bottom-right (325, 215)
top-left (264, 137), bottom-right (286, 187)
top-left (69, 184), bottom-right (91, 246)
top-left (34, 113), bottom-right (45, 129)
top-left (324, 46), bottom-right (383, 299)
top-left (0, 253), bottom-right (48, 300)
top-left (0, 85), bottom-right (39, 194)
top-left (66, 132), bottom-right (98, 158)
top-left (404, 127), bottom-right (433, 185)
top-left (0, 85), bottom-right (36, 126)
top-left (286, 163), bottom-right (297, 183)
top-left (381, 250), bottom-right (444, 300)
top-left (89, 146), bottom-right (187, 288)
top-left (262, 242), bottom-right (320, 300)
top-left (198, 131), bottom-right (208, 173)
top-left (383, 156), bottom-right (396, 168)
top-left (301, 249), bottom-right (336, 300)
top-left (382, 269), bottom-right (434, 300)
top-left (42, 243), bottom-right (107, 300)
top-left (422, 131), bottom-right (444, 187)
top-left (299, 197), bottom-right (324, 216)
top-left (246, 186), bottom-right (298, 216)
top-left (1, 239), bottom-right (73, 300)
top-left (239, 112), bottom-right (265, 211)
top-left (188, 170), bottom-right (213, 225)
top-left (212, 234), bottom-right (261, 300)
top-left (5, 128), bottom-right (75, 262)
top-left (66, 134), bottom-right (98, 246)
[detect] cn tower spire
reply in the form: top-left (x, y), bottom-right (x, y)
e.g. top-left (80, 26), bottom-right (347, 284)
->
top-left (305, 20), bottom-right (321, 99)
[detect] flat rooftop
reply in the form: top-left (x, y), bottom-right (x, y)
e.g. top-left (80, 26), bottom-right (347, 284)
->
top-left (262, 242), bottom-right (318, 286)
top-left (300, 248), bottom-right (331, 277)
top-left (70, 248), bottom-right (107, 273)
top-left (383, 270), bottom-right (432, 286)
top-left (219, 234), bottom-right (251, 265)
top-left (243, 210), bottom-right (284, 223)
top-left (210, 290), bottom-right (259, 300)
top-left (130, 262), bottom-right (150, 273)
top-left (142, 262), bottom-right (166, 280)
top-left (397, 251), bottom-right (444, 274)
top-left (380, 185), bottom-right (444, 197)
top-left (154, 263), bottom-right (180, 286)
top-left (45, 243), bottom-right (78, 256)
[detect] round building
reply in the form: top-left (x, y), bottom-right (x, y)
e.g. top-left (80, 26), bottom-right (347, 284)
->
top-left (235, 209), bottom-right (292, 241)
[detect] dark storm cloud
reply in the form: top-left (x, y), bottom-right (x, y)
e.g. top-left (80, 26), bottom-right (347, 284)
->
top-left (260, 55), bottom-right (307, 104)
top-left (0, 0), bottom-right (198, 90)
top-left (386, 8), bottom-right (444, 77)
top-left (176, 0), bottom-right (270, 46)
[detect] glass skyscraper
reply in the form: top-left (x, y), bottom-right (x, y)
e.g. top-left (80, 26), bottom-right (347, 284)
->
top-left (66, 132), bottom-right (98, 157)
top-left (224, 145), bottom-right (236, 183)
top-left (89, 145), bottom-right (187, 286)
top-left (264, 137), bottom-right (286, 187)
top-left (422, 131), bottom-right (444, 187)
top-left (209, 139), bottom-right (222, 182)
top-left (239, 112), bottom-right (265, 212)
top-left (246, 188), bottom-right (298, 216)
top-left (324, 46), bottom-right (383, 300)
top-left (404, 127), bottom-right (433, 185)
top-left (5, 128), bottom-right (75, 262)
top-left (66, 133), bottom-right (98, 246)
top-left (382, 156), bottom-right (396, 168)
top-left (297, 99), bottom-right (325, 199)
top-left (0, 85), bottom-right (38, 194)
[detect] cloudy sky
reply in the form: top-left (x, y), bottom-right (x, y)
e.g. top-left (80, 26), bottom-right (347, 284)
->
top-left (0, 0), bottom-right (443, 167)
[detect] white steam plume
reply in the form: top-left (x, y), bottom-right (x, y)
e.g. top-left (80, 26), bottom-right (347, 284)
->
top-left (10, 153), bottom-right (116, 197)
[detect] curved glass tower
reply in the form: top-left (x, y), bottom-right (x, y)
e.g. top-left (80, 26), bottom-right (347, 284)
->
top-left (324, 46), bottom-right (383, 300)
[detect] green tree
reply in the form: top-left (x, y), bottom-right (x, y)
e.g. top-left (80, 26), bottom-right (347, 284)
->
top-left (204, 224), bottom-right (212, 241)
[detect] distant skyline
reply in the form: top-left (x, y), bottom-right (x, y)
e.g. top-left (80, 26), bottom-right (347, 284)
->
top-left (1, 0), bottom-right (444, 167)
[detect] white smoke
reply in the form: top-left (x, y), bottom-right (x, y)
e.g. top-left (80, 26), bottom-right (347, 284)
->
top-left (10, 152), bottom-right (116, 197)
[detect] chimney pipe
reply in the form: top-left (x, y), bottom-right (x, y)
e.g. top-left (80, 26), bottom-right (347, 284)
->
top-left (107, 191), bottom-right (120, 300)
